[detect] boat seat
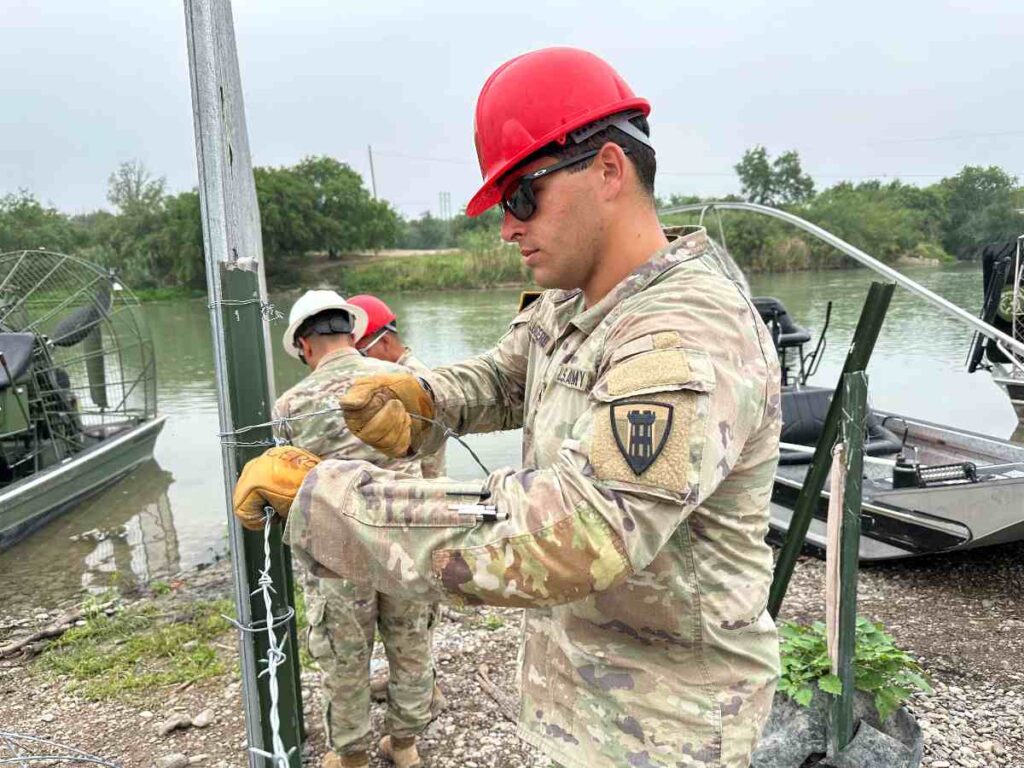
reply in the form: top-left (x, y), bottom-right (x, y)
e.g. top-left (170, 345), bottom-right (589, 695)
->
top-left (753, 297), bottom-right (812, 349)
top-left (780, 386), bottom-right (903, 465)
top-left (0, 333), bottom-right (36, 390)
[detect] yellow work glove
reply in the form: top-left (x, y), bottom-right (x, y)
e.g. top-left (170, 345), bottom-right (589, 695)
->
top-left (232, 446), bottom-right (321, 531)
top-left (339, 372), bottom-right (435, 458)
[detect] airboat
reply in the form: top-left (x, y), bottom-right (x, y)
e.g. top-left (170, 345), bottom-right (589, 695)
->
top-left (661, 202), bottom-right (1024, 561)
top-left (0, 250), bottom-right (165, 552)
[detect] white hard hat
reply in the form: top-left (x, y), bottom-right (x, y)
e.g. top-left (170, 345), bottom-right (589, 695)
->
top-left (282, 289), bottom-right (369, 360)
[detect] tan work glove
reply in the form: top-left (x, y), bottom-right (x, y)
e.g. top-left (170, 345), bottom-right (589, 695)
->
top-left (232, 446), bottom-right (321, 530)
top-left (340, 372), bottom-right (435, 458)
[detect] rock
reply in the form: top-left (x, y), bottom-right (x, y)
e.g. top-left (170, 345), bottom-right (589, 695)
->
top-left (753, 691), bottom-right (922, 767)
top-left (751, 692), bottom-right (826, 767)
top-left (192, 709), bottom-right (214, 728)
top-left (158, 715), bottom-right (192, 736)
top-left (40, 713), bottom-right (54, 723)
top-left (140, 710), bottom-right (154, 719)
top-left (188, 755), bottom-right (209, 765)
top-left (820, 721), bottom-right (915, 767)
top-left (154, 755), bottom-right (189, 768)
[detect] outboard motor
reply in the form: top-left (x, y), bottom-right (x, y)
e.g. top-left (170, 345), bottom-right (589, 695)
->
top-left (967, 240), bottom-right (1022, 371)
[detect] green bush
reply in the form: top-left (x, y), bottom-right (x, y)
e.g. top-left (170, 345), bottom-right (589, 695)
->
top-left (778, 618), bottom-right (932, 721)
top-left (905, 241), bottom-right (954, 264)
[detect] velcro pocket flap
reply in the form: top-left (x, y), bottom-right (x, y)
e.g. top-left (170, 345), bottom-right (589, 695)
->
top-left (594, 342), bottom-right (716, 403)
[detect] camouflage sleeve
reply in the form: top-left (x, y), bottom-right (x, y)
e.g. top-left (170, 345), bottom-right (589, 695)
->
top-left (289, 275), bottom-right (777, 608)
top-left (418, 307), bottom-right (533, 447)
top-left (271, 399), bottom-right (292, 445)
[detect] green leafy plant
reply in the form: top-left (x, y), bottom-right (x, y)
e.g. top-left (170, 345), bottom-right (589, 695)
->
top-left (481, 614), bottom-right (505, 632)
top-left (778, 617), bottom-right (932, 721)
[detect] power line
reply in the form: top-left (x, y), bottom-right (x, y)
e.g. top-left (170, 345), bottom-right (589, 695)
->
top-left (870, 129), bottom-right (1024, 145)
top-left (373, 150), bottom-right (475, 166)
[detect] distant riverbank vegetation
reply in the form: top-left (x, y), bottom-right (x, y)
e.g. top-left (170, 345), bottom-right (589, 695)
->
top-left (1, 149), bottom-right (1020, 297)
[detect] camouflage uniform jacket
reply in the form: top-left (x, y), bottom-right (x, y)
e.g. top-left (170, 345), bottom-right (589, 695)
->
top-left (289, 226), bottom-right (782, 767)
top-left (398, 349), bottom-right (447, 479)
top-left (274, 347), bottom-right (423, 573)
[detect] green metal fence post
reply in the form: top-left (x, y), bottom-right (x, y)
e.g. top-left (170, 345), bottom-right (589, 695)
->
top-left (183, 1), bottom-right (304, 763)
top-left (829, 371), bottom-right (867, 754)
top-left (768, 281), bottom-right (895, 618)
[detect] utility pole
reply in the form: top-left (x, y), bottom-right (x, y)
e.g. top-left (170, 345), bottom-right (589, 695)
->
top-left (439, 192), bottom-right (452, 245)
top-left (368, 144), bottom-right (378, 200)
top-left (183, 1), bottom-right (304, 764)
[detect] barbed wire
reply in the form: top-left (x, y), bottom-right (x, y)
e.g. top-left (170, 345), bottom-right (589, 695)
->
top-left (0, 731), bottom-right (120, 767)
top-left (409, 412), bottom-right (491, 476)
top-left (221, 509), bottom-right (296, 768)
top-left (220, 405), bottom-right (494, 476)
top-left (218, 388), bottom-right (493, 763)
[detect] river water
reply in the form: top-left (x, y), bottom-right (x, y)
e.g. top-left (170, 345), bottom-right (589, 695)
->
top-left (1, 264), bottom-right (1018, 613)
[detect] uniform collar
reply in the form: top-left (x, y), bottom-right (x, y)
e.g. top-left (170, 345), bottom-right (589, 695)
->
top-left (314, 346), bottom-right (360, 370)
top-left (569, 225), bottom-right (708, 337)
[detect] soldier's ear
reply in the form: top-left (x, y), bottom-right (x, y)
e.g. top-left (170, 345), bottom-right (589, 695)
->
top-left (298, 336), bottom-right (313, 366)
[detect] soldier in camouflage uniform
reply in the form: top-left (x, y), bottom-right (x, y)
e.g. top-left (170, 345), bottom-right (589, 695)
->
top-left (273, 290), bottom-right (441, 768)
top-left (348, 294), bottom-right (446, 479)
top-left (236, 48), bottom-right (781, 768)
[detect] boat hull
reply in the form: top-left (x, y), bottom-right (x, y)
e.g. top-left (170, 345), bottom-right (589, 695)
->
top-left (0, 417), bottom-right (166, 552)
top-left (768, 413), bottom-right (1024, 562)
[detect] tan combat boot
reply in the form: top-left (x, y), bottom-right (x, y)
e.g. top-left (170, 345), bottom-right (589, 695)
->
top-left (321, 750), bottom-right (369, 768)
top-left (378, 734), bottom-right (422, 768)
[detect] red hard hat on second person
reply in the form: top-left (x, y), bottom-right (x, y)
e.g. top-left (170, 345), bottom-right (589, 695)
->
top-left (347, 295), bottom-right (397, 337)
top-left (465, 47), bottom-right (650, 218)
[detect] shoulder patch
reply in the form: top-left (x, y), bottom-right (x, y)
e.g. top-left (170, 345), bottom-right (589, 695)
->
top-left (609, 401), bottom-right (673, 474)
top-left (591, 391), bottom-right (702, 495)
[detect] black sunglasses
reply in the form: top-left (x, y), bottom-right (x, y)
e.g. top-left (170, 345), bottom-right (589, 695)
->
top-left (501, 148), bottom-right (613, 221)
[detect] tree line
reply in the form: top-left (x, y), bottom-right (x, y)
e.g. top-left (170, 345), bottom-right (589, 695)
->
top-left (1, 149), bottom-right (1021, 292)
top-left (671, 147), bottom-right (1023, 271)
top-left (0, 156), bottom-right (400, 291)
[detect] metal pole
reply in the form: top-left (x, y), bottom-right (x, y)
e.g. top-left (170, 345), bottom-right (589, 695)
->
top-left (661, 201), bottom-right (1024, 359)
top-left (368, 144), bottom-right (378, 200)
top-left (768, 281), bottom-right (895, 618)
top-left (829, 371), bottom-right (867, 754)
top-left (183, 1), bottom-right (304, 764)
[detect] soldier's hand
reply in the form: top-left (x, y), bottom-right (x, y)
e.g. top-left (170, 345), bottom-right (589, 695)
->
top-left (232, 446), bottom-right (321, 530)
top-left (339, 372), bottom-right (435, 458)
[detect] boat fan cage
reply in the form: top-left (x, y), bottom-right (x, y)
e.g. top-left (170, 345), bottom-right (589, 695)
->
top-left (0, 250), bottom-right (157, 472)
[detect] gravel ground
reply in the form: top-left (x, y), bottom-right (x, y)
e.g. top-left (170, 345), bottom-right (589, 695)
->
top-left (2, 539), bottom-right (1023, 768)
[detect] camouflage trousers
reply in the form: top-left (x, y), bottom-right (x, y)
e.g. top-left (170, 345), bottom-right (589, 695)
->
top-left (303, 573), bottom-right (440, 755)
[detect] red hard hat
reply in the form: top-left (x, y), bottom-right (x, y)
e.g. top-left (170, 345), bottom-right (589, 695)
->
top-left (347, 294), bottom-right (397, 337)
top-left (465, 47), bottom-right (650, 217)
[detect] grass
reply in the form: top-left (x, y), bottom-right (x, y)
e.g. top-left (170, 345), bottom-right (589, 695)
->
top-left (36, 595), bottom-right (235, 700)
top-left (131, 286), bottom-right (207, 302)
top-left (332, 241), bottom-right (532, 294)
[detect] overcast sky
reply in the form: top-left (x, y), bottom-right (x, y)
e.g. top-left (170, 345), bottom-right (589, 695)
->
top-left (2, 0), bottom-right (1022, 219)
